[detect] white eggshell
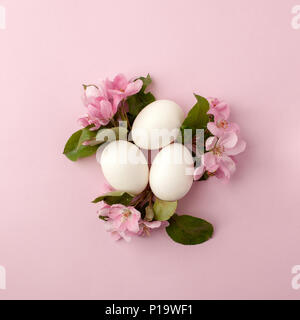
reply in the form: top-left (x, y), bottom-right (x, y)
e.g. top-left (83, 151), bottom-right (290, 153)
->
top-left (149, 143), bottom-right (194, 201)
top-left (99, 140), bottom-right (149, 195)
top-left (132, 100), bottom-right (185, 150)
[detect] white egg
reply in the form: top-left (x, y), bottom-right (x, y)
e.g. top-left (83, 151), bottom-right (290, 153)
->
top-left (149, 143), bottom-right (194, 201)
top-left (132, 100), bottom-right (185, 150)
top-left (99, 140), bottom-right (149, 195)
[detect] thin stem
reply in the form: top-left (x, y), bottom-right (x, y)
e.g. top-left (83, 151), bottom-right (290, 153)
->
top-left (121, 101), bottom-right (131, 130)
top-left (110, 117), bottom-right (118, 127)
top-left (116, 109), bottom-right (125, 122)
top-left (148, 191), bottom-right (153, 209)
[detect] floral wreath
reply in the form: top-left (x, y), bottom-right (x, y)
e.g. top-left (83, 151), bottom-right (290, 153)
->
top-left (64, 74), bottom-right (246, 245)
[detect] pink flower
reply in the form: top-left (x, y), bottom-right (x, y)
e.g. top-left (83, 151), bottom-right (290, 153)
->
top-left (207, 97), bottom-right (239, 137)
top-left (203, 132), bottom-right (246, 182)
top-left (79, 85), bottom-right (117, 130)
top-left (207, 120), bottom-right (240, 137)
top-left (78, 74), bottom-right (143, 130)
top-left (82, 85), bottom-right (102, 107)
top-left (98, 201), bottom-right (111, 217)
top-left (107, 74), bottom-right (143, 109)
top-left (98, 201), bottom-right (141, 242)
top-left (138, 220), bottom-right (169, 237)
top-left (207, 97), bottom-right (230, 121)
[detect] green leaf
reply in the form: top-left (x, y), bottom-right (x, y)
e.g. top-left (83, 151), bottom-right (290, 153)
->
top-left (153, 199), bottom-right (177, 221)
top-left (181, 94), bottom-right (210, 136)
top-left (92, 191), bottom-right (134, 206)
top-left (63, 126), bottom-right (99, 161)
top-left (139, 74), bottom-right (152, 92)
top-left (166, 214), bottom-right (214, 245)
top-left (127, 92), bottom-right (155, 117)
top-left (127, 74), bottom-right (155, 118)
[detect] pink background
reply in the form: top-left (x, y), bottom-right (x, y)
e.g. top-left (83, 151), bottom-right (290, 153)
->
top-left (0, 0), bottom-right (300, 300)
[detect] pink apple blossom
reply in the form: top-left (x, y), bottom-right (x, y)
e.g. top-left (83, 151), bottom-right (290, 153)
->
top-left (79, 85), bottom-right (117, 130)
top-left (207, 97), bottom-right (230, 121)
top-left (107, 74), bottom-right (143, 109)
top-left (82, 85), bottom-right (103, 107)
top-left (207, 97), bottom-right (239, 137)
top-left (202, 132), bottom-right (246, 182)
top-left (98, 201), bottom-right (141, 242)
top-left (78, 99), bottom-right (116, 130)
top-left (78, 74), bottom-right (143, 130)
top-left (138, 220), bottom-right (169, 237)
top-left (97, 201), bottom-right (111, 217)
top-left (207, 120), bottom-right (240, 137)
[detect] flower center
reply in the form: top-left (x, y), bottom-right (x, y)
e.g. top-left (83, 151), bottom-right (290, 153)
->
top-left (122, 209), bottom-right (131, 219)
top-left (213, 145), bottom-right (224, 156)
top-left (211, 99), bottom-right (218, 107)
top-left (217, 120), bottom-right (228, 129)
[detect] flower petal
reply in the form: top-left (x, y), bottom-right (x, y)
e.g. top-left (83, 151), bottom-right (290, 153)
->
top-left (203, 152), bottom-right (219, 172)
top-left (215, 101), bottom-right (230, 120)
top-left (108, 207), bottom-right (123, 220)
top-left (207, 98), bottom-right (230, 121)
top-left (227, 122), bottom-right (240, 134)
top-left (218, 132), bottom-right (238, 149)
top-left (99, 100), bottom-right (114, 120)
top-left (110, 231), bottom-right (122, 241)
top-left (207, 122), bottom-right (222, 137)
top-left (126, 212), bottom-right (141, 233)
top-left (206, 136), bottom-right (218, 151)
top-left (85, 86), bottom-right (101, 98)
top-left (143, 220), bottom-right (162, 229)
top-left (225, 138), bottom-right (246, 156)
top-left (125, 79), bottom-right (143, 96)
top-left (87, 104), bottom-right (101, 119)
top-left (119, 231), bottom-right (132, 242)
top-left (215, 167), bottom-right (230, 183)
top-left (220, 155), bottom-right (236, 175)
top-left (112, 94), bottom-right (123, 111)
top-left (113, 74), bottom-right (128, 91)
top-left (78, 116), bottom-right (89, 127)
top-left (98, 201), bottom-right (111, 216)
top-left (193, 165), bottom-right (205, 181)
